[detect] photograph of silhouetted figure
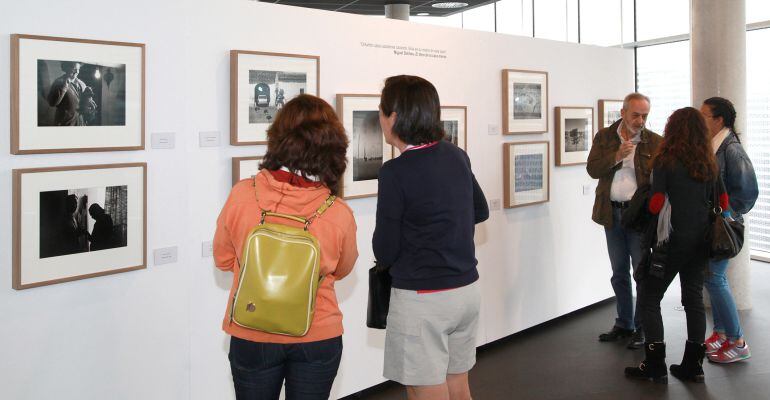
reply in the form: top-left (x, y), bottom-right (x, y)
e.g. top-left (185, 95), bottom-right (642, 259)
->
top-left (39, 185), bottom-right (128, 259)
top-left (87, 203), bottom-right (115, 251)
top-left (39, 192), bottom-right (87, 258)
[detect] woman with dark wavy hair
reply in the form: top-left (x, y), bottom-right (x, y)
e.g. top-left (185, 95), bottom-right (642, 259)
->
top-left (625, 107), bottom-right (727, 384)
top-left (214, 94), bottom-right (359, 399)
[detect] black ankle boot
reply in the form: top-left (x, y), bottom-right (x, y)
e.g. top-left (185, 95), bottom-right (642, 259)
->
top-left (670, 340), bottom-right (706, 383)
top-left (625, 342), bottom-right (668, 383)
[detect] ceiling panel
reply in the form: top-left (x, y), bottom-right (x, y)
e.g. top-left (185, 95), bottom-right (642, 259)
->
top-left (260, 0), bottom-right (497, 17)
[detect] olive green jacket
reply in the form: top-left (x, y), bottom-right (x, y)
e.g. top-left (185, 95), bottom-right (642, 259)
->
top-left (586, 119), bottom-right (663, 228)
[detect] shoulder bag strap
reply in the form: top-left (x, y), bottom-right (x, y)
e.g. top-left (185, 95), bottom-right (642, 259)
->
top-left (711, 176), bottom-right (725, 217)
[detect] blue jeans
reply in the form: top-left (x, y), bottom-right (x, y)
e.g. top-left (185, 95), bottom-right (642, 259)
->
top-left (705, 258), bottom-right (744, 340)
top-left (604, 208), bottom-right (643, 331)
top-left (229, 336), bottom-right (342, 400)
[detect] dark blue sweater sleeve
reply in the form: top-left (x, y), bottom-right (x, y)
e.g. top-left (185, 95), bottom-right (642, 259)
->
top-left (462, 151), bottom-right (488, 224)
top-left (372, 166), bottom-right (403, 266)
top-left (472, 174), bottom-right (489, 224)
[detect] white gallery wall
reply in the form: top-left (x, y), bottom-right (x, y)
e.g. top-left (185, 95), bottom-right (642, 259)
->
top-left (0, 0), bottom-right (634, 399)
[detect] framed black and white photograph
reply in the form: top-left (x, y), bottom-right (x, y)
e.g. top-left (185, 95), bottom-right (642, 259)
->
top-left (502, 69), bottom-right (548, 134)
top-left (232, 156), bottom-right (263, 185)
top-left (231, 50), bottom-right (319, 145)
top-left (503, 141), bottom-right (549, 208)
top-left (441, 106), bottom-right (467, 151)
top-left (555, 107), bottom-right (594, 166)
top-left (13, 163), bottom-right (146, 289)
top-left (11, 34), bottom-right (145, 154)
top-left (599, 99), bottom-right (623, 129)
top-left (336, 94), bottom-right (393, 199)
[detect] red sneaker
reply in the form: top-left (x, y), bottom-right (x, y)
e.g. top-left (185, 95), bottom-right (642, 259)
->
top-left (705, 332), bottom-right (726, 355)
top-left (708, 342), bottom-right (751, 363)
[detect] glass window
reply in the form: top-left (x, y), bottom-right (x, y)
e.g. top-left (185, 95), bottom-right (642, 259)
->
top-left (747, 28), bottom-right (770, 254)
top-left (534, 0), bottom-right (568, 41)
top-left (621, 0), bottom-right (635, 44)
top-left (411, 14), bottom-right (463, 29)
top-left (747, 0), bottom-right (770, 24)
top-left (566, 0), bottom-right (579, 43)
top-left (497, 0), bottom-right (534, 37)
top-left (635, 41), bottom-right (691, 134)
top-left (462, 3), bottom-right (497, 32)
top-left (636, 0), bottom-right (688, 41)
top-left (580, 0), bottom-right (623, 46)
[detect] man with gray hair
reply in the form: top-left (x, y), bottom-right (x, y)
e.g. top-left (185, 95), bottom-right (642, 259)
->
top-left (587, 93), bottom-right (663, 350)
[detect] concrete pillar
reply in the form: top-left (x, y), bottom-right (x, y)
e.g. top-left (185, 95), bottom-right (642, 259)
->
top-left (385, 3), bottom-right (410, 21)
top-left (691, 0), bottom-right (751, 310)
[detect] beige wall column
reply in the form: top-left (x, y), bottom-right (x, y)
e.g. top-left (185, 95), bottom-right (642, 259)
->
top-left (691, 0), bottom-right (751, 309)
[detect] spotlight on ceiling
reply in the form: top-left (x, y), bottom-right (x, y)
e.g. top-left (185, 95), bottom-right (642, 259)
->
top-left (431, 2), bottom-right (469, 9)
top-left (417, 12), bottom-right (430, 16)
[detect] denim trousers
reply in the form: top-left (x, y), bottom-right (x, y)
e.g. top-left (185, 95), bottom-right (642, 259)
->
top-left (228, 335), bottom-right (343, 400)
top-left (705, 258), bottom-right (744, 340)
top-left (604, 208), bottom-right (643, 331)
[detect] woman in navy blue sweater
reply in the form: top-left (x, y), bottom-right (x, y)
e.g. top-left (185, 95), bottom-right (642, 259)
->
top-left (373, 75), bottom-right (488, 400)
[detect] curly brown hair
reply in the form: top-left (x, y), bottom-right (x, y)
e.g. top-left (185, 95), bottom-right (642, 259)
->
top-left (652, 107), bottom-right (718, 182)
top-left (260, 95), bottom-right (348, 195)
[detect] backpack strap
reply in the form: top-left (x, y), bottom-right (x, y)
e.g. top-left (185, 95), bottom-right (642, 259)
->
top-left (254, 177), bottom-right (336, 230)
top-left (253, 173), bottom-right (308, 225)
top-left (314, 195), bottom-right (337, 217)
top-left (305, 195), bottom-right (337, 227)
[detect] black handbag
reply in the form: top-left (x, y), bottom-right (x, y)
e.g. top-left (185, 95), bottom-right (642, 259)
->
top-left (709, 179), bottom-right (744, 261)
top-left (633, 215), bottom-right (668, 282)
top-left (622, 183), bottom-right (652, 232)
top-left (366, 261), bottom-right (392, 329)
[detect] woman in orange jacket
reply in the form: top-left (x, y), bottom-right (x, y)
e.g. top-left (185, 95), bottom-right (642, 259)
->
top-left (214, 94), bottom-right (358, 400)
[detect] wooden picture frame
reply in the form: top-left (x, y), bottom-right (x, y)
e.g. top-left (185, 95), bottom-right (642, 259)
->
top-left (503, 141), bottom-right (550, 208)
top-left (502, 69), bottom-right (548, 134)
top-left (232, 156), bottom-right (263, 185)
top-left (13, 163), bottom-right (147, 289)
top-left (598, 99), bottom-right (623, 129)
top-left (11, 34), bottom-right (145, 154)
top-left (441, 106), bottom-right (468, 151)
top-left (555, 106), bottom-right (594, 166)
top-left (336, 94), bottom-right (393, 199)
top-left (230, 50), bottom-right (320, 145)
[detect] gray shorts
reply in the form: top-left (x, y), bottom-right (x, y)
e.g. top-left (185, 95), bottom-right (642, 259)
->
top-left (383, 281), bottom-right (481, 386)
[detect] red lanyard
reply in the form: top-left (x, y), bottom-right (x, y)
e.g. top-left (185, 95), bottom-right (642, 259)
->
top-left (403, 141), bottom-right (439, 152)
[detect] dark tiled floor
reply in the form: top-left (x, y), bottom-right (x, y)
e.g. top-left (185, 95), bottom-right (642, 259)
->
top-left (343, 261), bottom-right (770, 399)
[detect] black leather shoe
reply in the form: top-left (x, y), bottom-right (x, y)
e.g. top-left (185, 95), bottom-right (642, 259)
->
top-left (599, 326), bottom-right (634, 342)
top-left (627, 330), bottom-right (645, 349)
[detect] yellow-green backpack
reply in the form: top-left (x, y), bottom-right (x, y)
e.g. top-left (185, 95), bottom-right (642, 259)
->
top-left (230, 187), bottom-right (336, 337)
